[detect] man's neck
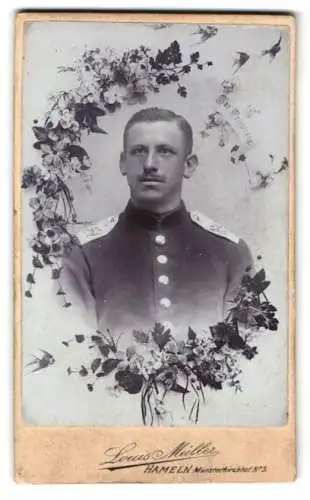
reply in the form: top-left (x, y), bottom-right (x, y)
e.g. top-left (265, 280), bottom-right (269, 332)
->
top-left (130, 199), bottom-right (182, 216)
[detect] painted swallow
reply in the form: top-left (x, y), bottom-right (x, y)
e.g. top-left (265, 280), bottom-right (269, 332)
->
top-left (146, 23), bottom-right (171, 30)
top-left (191, 25), bottom-right (218, 44)
top-left (25, 349), bottom-right (55, 373)
top-left (233, 52), bottom-right (250, 74)
top-left (261, 35), bottom-right (282, 61)
top-left (251, 170), bottom-right (274, 189)
top-left (274, 156), bottom-right (288, 174)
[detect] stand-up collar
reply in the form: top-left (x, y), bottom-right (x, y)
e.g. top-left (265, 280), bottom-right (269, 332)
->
top-left (121, 200), bottom-right (191, 230)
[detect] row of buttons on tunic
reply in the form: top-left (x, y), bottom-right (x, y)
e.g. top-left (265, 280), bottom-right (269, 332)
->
top-left (154, 234), bottom-right (171, 309)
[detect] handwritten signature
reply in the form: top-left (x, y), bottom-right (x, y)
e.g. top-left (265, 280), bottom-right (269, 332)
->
top-left (99, 441), bottom-right (219, 471)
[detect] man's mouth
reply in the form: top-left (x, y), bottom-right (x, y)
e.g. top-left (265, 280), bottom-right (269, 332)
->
top-left (140, 178), bottom-right (164, 183)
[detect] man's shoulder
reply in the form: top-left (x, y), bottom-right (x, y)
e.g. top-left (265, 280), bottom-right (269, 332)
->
top-left (76, 215), bottom-right (119, 246)
top-left (190, 210), bottom-right (240, 245)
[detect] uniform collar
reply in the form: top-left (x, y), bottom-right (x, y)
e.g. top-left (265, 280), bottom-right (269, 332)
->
top-left (122, 200), bottom-right (190, 230)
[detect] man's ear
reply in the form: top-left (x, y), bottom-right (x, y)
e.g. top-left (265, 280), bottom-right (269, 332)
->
top-left (183, 154), bottom-right (198, 179)
top-left (119, 152), bottom-right (127, 176)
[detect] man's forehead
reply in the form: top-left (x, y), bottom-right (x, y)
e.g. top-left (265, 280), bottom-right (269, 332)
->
top-left (126, 120), bottom-right (184, 143)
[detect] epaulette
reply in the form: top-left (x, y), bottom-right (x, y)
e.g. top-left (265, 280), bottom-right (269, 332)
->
top-left (190, 211), bottom-right (239, 244)
top-left (77, 215), bottom-right (119, 245)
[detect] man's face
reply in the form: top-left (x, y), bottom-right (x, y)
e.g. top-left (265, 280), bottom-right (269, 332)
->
top-left (120, 120), bottom-right (197, 213)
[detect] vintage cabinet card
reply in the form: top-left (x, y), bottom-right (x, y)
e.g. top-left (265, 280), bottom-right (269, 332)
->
top-left (14, 11), bottom-right (295, 483)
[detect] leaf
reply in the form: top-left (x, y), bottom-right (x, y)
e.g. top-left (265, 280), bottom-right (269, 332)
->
top-left (79, 365), bottom-right (88, 377)
top-left (66, 145), bottom-right (89, 161)
top-left (32, 255), bottom-right (44, 269)
top-left (75, 334), bottom-right (85, 343)
top-left (25, 290), bottom-right (32, 298)
top-left (256, 281), bottom-right (271, 294)
top-left (87, 383), bottom-right (94, 392)
top-left (42, 254), bottom-right (53, 265)
top-left (126, 346), bottom-right (136, 361)
top-left (26, 273), bottom-right (35, 284)
top-left (133, 329), bottom-right (149, 344)
top-left (151, 324), bottom-right (171, 350)
top-left (52, 268), bottom-right (61, 280)
top-left (253, 269), bottom-right (266, 283)
top-left (67, 367), bottom-right (72, 375)
top-left (56, 288), bottom-right (66, 295)
top-left (91, 335), bottom-right (103, 343)
top-left (228, 334), bottom-right (246, 350)
top-left (62, 341), bottom-right (69, 347)
top-left (100, 358), bottom-right (120, 376)
top-left (63, 301), bottom-right (72, 308)
top-left (87, 103), bottom-right (106, 118)
top-left (115, 370), bottom-right (144, 394)
top-left (197, 64), bottom-right (203, 70)
top-left (238, 154), bottom-right (246, 162)
top-left (32, 126), bottom-right (49, 141)
top-left (89, 124), bottom-right (108, 134)
top-left (188, 327), bottom-right (197, 341)
top-left (91, 358), bottom-right (102, 373)
top-left (98, 344), bottom-right (110, 357)
top-left (190, 51), bottom-right (200, 63)
top-left (171, 383), bottom-right (190, 394)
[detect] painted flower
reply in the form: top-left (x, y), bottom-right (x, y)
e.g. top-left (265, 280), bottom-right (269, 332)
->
top-left (59, 108), bottom-right (75, 129)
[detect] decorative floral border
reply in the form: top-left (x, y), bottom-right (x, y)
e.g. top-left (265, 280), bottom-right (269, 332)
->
top-left (23, 32), bottom-right (282, 425)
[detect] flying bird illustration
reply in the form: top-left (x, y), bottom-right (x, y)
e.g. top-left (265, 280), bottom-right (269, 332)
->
top-left (191, 25), bottom-right (218, 44)
top-left (251, 170), bottom-right (274, 189)
top-left (25, 349), bottom-right (55, 373)
top-left (233, 52), bottom-right (250, 74)
top-left (261, 35), bottom-right (282, 61)
top-left (146, 23), bottom-right (171, 30)
top-left (274, 156), bottom-right (288, 174)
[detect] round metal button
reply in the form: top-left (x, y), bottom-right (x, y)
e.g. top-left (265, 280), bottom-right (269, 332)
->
top-left (155, 234), bottom-right (166, 246)
top-left (159, 298), bottom-right (171, 309)
top-left (158, 275), bottom-right (169, 285)
top-left (157, 255), bottom-right (168, 264)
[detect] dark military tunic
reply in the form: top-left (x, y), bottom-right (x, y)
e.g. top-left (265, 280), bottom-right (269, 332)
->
top-left (62, 201), bottom-right (253, 338)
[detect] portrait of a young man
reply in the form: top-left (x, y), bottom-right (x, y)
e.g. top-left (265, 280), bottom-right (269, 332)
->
top-left (63, 108), bottom-right (253, 338)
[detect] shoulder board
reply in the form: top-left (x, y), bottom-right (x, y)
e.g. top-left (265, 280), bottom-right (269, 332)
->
top-left (190, 211), bottom-right (239, 244)
top-left (77, 215), bottom-right (119, 245)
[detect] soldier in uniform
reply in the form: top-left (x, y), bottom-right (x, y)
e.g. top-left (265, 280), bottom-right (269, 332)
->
top-left (62, 107), bottom-right (253, 338)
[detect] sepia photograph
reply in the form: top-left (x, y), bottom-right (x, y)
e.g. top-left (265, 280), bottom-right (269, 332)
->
top-left (14, 11), bottom-right (295, 483)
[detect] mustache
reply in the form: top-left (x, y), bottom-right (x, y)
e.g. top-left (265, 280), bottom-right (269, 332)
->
top-left (138, 175), bottom-right (165, 182)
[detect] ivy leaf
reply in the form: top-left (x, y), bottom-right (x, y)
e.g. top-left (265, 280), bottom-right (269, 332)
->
top-left (98, 358), bottom-right (121, 376)
top-left (56, 288), bottom-right (66, 295)
top-left (177, 86), bottom-right (187, 98)
top-left (66, 145), bottom-right (89, 162)
top-left (25, 290), bottom-right (32, 298)
top-left (151, 323), bottom-right (171, 350)
top-left (89, 123), bottom-right (108, 134)
top-left (26, 273), bottom-right (35, 284)
top-left (62, 341), bottom-right (69, 347)
top-left (190, 51), bottom-right (200, 63)
top-left (238, 154), bottom-right (247, 162)
top-left (254, 269), bottom-right (266, 282)
top-left (171, 383), bottom-right (190, 394)
top-left (133, 329), bottom-right (149, 344)
top-left (79, 365), bottom-right (88, 377)
top-left (42, 254), bottom-right (53, 265)
top-left (32, 255), bottom-right (44, 269)
top-left (91, 358), bottom-right (102, 373)
top-left (52, 268), bottom-right (61, 280)
top-left (32, 126), bottom-right (49, 141)
top-left (197, 64), bottom-right (203, 70)
top-left (182, 65), bottom-right (191, 74)
top-left (87, 383), bottom-right (94, 392)
top-left (63, 301), bottom-right (72, 308)
top-left (67, 367), bottom-right (72, 375)
top-left (188, 327), bottom-right (197, 341)
top-left (115, 370), bottom-right (144, 394)
top-left (75, 334), bottom-right (85, 343)
top-left (98, 344), bottom-right (110, 357)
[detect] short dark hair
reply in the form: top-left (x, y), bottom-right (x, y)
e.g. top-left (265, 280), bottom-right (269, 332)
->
top-left (123, 107), bottom-right (193, 155)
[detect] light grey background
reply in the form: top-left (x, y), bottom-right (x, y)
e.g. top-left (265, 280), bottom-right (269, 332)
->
top-left (21, 21), bottom-right (290, 426)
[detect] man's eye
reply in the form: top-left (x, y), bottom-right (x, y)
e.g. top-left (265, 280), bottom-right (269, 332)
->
top-left (130, 147), bottom-right (147, 156)
top-left (158, 146), bottom-right (174, 155)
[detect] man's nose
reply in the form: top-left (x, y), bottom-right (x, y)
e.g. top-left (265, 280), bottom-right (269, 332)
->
top-left (143, 150), bottom-right (158, 171)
